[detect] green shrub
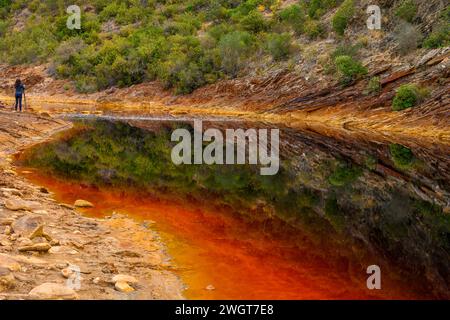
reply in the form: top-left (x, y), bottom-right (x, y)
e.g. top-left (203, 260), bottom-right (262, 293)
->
top-left (0, 20), bottom-right (8, 37)
top-left (0, 22), bottom-right (57, 64)
top-left (389, 144), bottom-right (414, 169)
top-left (392, 84), bottom-right (419, 111)
top-left (0, 0), bottom-right (11, 8)
top-left (218, 31), bottom-right (253, 77)
top-left (328, 163), bottom-right (362, 187)
top-left (324, 197), bottom-right (345, 232)
top-left (364, 155), bottom-right (377, 170)
top-left (365, 76), bottom-right (381, 95)
top-left (334, 55), bottom-right (367, 85)
top-left (240, 10), bottom-right (268, 33)
top-left (304, 18), bottom-right (325, 39)
top-left (395, 0), bottom-right (417, 23)
top-left (277, 4), bottom-right (305, 35)
top-left (75, 75), bottom-right (98, 93)
top-left (331, 42), bottom-right (362, 59)
top-left (308, 0), bottom-right (337, 18)
top-left (423, 24), bottom-right (450, 48)
top-left (332, 0), bottom-right (354, 36)
top-left (265, 33), bottom-right (291, 61)
top-left (414, 200), bottom-right (442, 216)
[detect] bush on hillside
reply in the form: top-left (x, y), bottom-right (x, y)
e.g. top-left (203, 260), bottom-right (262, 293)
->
top-left (423, 23), bottom-right (450, 48)
top-left (332, 0), bottom-right (354, 36)
top-left (218, 31), bottom-right (253, 77)
top-left (277, 4), bottom-right (306, 35)
top-left (389, 144), bottom-right (415, 170)
top-left (328, 163), bottom-right (362, 187)
top-left (265, 33), bottom-right (292, 61)
top-left (240, 10), bottom-right (268, 33)
top-left (308, 0), bottom-right (338, 19)
top-left (334, 55), bottom-right (367, 86)
top-left (395, 0), bottom-right (417, 23)
top-left (394, 22), bottom-right (422, 55)
top-left (365, 76), bottom-right (381, 95)
top-left (304, 18), bottom-right (326, 39)
top-left (391, 84), bottom-right (429, 111)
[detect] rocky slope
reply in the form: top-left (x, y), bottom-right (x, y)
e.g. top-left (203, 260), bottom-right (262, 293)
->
top-left (0, 110), bottom-right (183, 300)
top-left (0, 44), bottom-right (448, 146)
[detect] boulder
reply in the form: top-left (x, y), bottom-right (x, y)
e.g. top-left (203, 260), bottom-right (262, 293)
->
top-left (28, 283), bottom-right (78, 300)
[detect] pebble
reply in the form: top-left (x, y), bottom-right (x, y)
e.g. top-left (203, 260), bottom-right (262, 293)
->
top-left (61, 268), bottom-right (73, 279)
top-left (115, 281), bottom-right (134, 293)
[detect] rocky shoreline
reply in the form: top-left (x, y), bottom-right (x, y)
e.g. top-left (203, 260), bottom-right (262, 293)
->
top-left (0, 110), bottom-right (184, 300)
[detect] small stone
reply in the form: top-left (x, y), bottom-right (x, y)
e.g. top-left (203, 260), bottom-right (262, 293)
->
top-left (0, 267), bottom-right (15, 292)
top-left (61, 268), bottom-right (73, 279)
top-left (115, 281), bottom-right (134, 293)
top-left (28, 283), bottom-right (78, 300)
top-left (18, 243), bottom-right (52, 252)
top-left (74, 200), bottom-right (94, 208)
top-left (33, 210), bottom-right (48, 215)
top-left (39, 187), bottom-right (49, 194)
top-left (112, 274), bottom-right (138, 284)
top-left (4, 226), bottom-right (11, 236)
top-left (92, 277), bottom-right (100, 284)
top-left (205, 284), bottom-right (215, 291)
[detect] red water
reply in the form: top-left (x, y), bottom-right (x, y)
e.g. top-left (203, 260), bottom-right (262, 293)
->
top-left (18, 169), bottom-right (422, 300)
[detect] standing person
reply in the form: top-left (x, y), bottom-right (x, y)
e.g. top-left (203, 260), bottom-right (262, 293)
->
top-left (14, 79), bottom-right (25, 112)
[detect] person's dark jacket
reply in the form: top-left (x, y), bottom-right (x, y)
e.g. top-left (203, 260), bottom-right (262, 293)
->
top-left (15, 84), bottom-right (25, 96)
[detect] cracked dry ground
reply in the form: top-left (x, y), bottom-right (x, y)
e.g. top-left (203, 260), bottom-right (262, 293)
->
top-left (0, 110), bottom-right (184, 300)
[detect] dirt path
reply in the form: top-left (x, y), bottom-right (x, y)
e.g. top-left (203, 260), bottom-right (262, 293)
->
top-left (0, 110), bottom-right (184, 300)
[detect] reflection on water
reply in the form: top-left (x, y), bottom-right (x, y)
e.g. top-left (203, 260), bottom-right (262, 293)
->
top-left (17, 119), bottom-right (450, 299)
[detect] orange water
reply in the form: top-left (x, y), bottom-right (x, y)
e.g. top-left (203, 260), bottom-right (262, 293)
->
top-left (18, 169), bottom-right (423, 300)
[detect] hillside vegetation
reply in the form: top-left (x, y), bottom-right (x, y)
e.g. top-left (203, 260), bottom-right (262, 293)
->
top-left (0, 0), bottom-right (448, 94)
